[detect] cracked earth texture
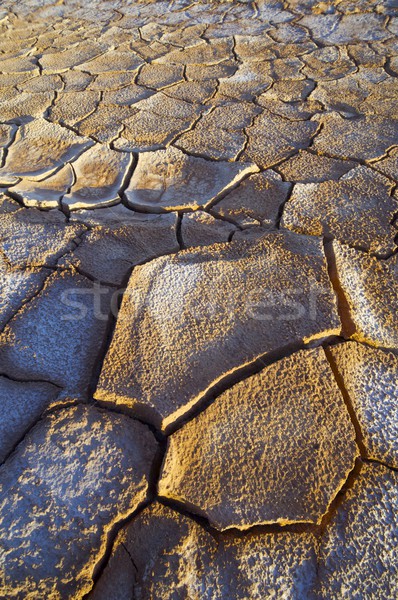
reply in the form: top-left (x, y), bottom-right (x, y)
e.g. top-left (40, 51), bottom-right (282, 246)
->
top-left (0, 0), bottom-right (397, 598)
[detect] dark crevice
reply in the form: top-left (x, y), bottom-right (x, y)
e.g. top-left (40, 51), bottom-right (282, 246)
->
top-left (318, 457), bottom-right (363, 535)
top-left (323, 239), bottom-right (356, 338)
top-left (165, 335), bottom-right (341, 436)
top-left (84, 498), bottom-right (154, 600)
top-left (276, 181), bottom-right (294, 229)
top-left (176, 212), bottom-right (184, 249)
top-left (0, 371), bottom-right (62, 389)
top-left (323, 345), bottom-right (367, 458)
top-left (362, 458), bottom-right (398, 473)
top-left (158, 495), bottom-right (321, 540)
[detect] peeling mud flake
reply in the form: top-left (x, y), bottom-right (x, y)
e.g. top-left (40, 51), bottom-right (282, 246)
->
top-left (0, 254), bottom-right (50, 331)
top-left (95, 231), bottom-right (341, 432)
top-left (211, 171), bottom-right (291, 229)
top-left (277, 150), bottom-right (357, 183)
top-left (39, 41), bottom-right (108, 74)
top-left (89, 502), bottom-right (319, 600)
top-left (313, 113), bottom-right (398, 161)
top-left (0, 404), bottom-right (157, 599)
top-left (0, 200), bottom-right (84, 268)
top-left (10, 163), bottom-right (75, 209)
top-left (159, 347), bottom-right (358, 530)
top-left (0, 118), bottom-right (93, 185)
top-left (62, 144), bottom-right (133, 210)
top-left (372, 146), bottom-right (398, 180)
top-left (241, 110), bottom-right (318, 169)
top-left (124, 146), bottom-right (258, 212)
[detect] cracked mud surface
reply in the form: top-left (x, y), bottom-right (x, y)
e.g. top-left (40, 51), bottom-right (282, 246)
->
top-left (0, 0), bottom-right (397, 598)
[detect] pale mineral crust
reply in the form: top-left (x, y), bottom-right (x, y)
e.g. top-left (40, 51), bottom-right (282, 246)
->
top-left (0, 376), bottom-right (59, 463)
top-left (0, 404), bottom-right (157, 599)
top-left (0, 118), bottom-right (93, 184)
top-left (159, 347), bottom-right (358, 529)
top-left (62, 145), bottom-right (134, 210)
top-left (95, 232), bottom-right (341, 431)
top-left (329, 342), bottom-right (398, 468)
top-left (0, 269), bottom-right (113, 396)
top-left (89, 503), bottom-right (319, 600)
top-left (318, 463), bottom-right (398, 599)
top-left (333, 242), bottom-right (398, 349)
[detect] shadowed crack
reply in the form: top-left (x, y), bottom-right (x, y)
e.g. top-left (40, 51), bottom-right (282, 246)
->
top-left (323, 239), bottom-right (356, 338)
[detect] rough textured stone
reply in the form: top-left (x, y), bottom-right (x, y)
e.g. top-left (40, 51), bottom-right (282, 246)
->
top-left (62, 144), bottom-right (133, 210)
top-left (125, 146), bottom-right (258, 212)
top-left (10, 164), bottom-right (74, 209)
top-left (0, 376), bottom-right (60, 463)
top-left (181, 211), bottom-right (236, 248)
top-left (159, 347), bottom-right (358, 529)
top-left (0, 119), bottom-right (93, 184)
top-left (333, 242), bottom-right (398, 349)
top-left (0, 269), bottom-right (113, 396)
top-left (329, 342), bottom-right (398, 468)
top-left (60, 213), bottom-right (178, 286)
top-left (89, 503), bottom-right (318, 600)
top-left (281, 166), bottom-right (398, 255)
top-left (0, 404), bottom-right (157, 599)
top-left (211, 171), bottom-right (291, 228)
top-left (95, 232), bottom-right (341, 431)
top-left (318, 463), bottom-right (398, 599)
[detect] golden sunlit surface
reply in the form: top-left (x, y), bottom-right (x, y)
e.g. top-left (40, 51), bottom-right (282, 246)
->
top-left (0, 1), bottom-right (397, 598)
